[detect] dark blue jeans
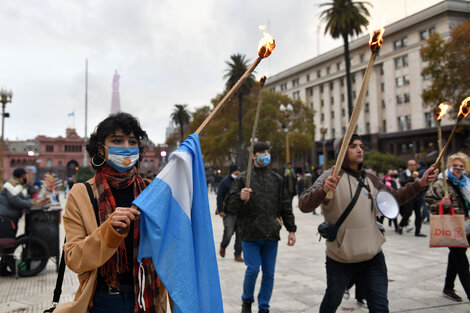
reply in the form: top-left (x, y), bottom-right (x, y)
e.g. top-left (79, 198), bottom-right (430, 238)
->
top-left (242, 239), bottom-right (278, 310)
top-left (88, 288), bottom-right (135, 313)
top-left (320, 251), bottom-right (388, 313)
top-left (220, 213), bottom-right (242, 256)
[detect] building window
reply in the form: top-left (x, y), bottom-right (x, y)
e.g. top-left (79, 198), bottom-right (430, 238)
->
top-left (342, 127), bottom-right (346, 134)
top-left (341, 94), bottom-right (345, 102)
top-left (381, 83), bottom-right (385, 92)
top-left (394, 57), bottom-right (403, 69)
top-left (396, 95), bottom-right (403, 104)
top-left (293, 91), bottom-right (300, 99)
top-left (382, 120), bottom-right (387, 133)
top-left (330, 97), bottom-right (334, 104)
top-left (396, 76), bottom-right (404, 87)
top-left (350, 57), bottom-right (355, 66)
top-left (321, 99), bottom-right (324, 107)
top-left (420, 30), bottom-right (429, 41)
top-left (46, 145), bottom-right (54, 152)
top-left (320, 113), bottom-right (324, 121)
top-left (366, 122), bottom-right (370, 134)
top-left (309, 88), bottom-right (313, 96)
top-left (10, 159), bottom-right (15, 167)
top-left (331, 111), bottom-right (335, 119)
top-left (404, 74), bottom-right (410, 85)
top-left (340, 78), bottom-right (344, 87)
top-left (65, 145), bottom-right (82, 152)
top-left (342, 108), bottom-right (345, 117)
top-left (317, 70), bottom-right (321, 78)
top-left (365, 102), bottom-right (369, 113)
top-left (403, 55), bottom-right (409, 67)
top-left (380, 64), bottom-right (384, 75)
top-left (424, 112), bottom-right (433, 128)
top-left (327, 66), bottom-right (331, 75)
top-left (394, 37), bottom-right (407, 50)
top-left (292, 78), bottom-right (299, 87)
top-left (310, 102), bottom-right (313, 109)
top-left (360, 54), bottom-right (365, 63)
top-left (58, 161), bottom-right (62, 168)
top-left (306, 74), bottom-right (310, 82)
top-left (404, 92), bottom-right (410, 103)
top-left (280, 83), bottom-right (287, 91)
top-left (352, 91), bottom-right (356, 99)
top-left (320, 84), bottom-right (324, 93)
top-left (337, 62), bottom-right (343, 71)
top-left (144, 160), bottom-right (148, 168)
top-left (270, 87), bottom-right (275, 93)
top-left (351, 74), bottom-right (356, 84)
top-left (405, 115), bottom-right (412, 130)
top-left (46, 159), bottom-right (52, 168)
top-left (332, 128), bottom-right (336, 137)
top-left (329, 81), bottom-right (334, 90)
top-left (398, 116), bottom-right (405, 131)
top-left (381, 99), bottom-right (386, 108)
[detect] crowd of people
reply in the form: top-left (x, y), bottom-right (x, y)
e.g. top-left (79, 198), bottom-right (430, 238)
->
top-left (3, 112), bottom-right (467, 313)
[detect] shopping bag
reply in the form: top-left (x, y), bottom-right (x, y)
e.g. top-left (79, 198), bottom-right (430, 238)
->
top-left (430, 203), bottom-right (469, 248)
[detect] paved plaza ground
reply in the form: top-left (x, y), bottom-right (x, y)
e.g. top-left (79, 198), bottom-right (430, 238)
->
top-left (1, 191), bottom-right (469, 313)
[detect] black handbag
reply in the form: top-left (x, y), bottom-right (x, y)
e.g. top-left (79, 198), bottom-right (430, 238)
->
top-left (317, 176), bottom-right (365, 241)
top-left (44, 182), bottom-right (99, 312)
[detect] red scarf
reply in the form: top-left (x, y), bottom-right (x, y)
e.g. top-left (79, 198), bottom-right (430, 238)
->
top-left (94, 164), bottom-right (165, 312)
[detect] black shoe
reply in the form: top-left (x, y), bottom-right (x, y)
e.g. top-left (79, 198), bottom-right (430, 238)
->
top-left (415, 233), bottom-right (427, 237)
top-left (259, 310), bottom-right (269, 313)
top-left (396, 227), bottom-right (403, 235)
top-left (443, 289), bottom-right (462, 302)
top-left (241, 300), bottom-right (252, 313)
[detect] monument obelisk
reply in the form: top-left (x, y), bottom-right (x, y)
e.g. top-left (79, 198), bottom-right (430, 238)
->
top-left (110, 70), bottom-right (121, 114)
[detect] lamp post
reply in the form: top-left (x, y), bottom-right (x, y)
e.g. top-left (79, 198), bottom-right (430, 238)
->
top-left (160, 150), bottom-right (167, 168)
top-left (279, 103), bottom-right (294, 164)
top-left (0, 89), bottom-right (12, 183)
top-left (320, 126), bottom-right (327, 170)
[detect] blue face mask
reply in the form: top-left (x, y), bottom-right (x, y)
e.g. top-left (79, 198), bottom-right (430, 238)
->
top-left (256, 153), bottom-right (271, 166)
top-left (106, 146), bottom-right (140, 173)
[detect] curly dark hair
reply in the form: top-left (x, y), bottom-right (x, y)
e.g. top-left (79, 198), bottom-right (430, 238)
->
top-left (86, 112), bottom-right (148, 170)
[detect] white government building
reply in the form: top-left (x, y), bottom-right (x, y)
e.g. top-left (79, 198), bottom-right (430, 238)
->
top-left (265, 0), bottom-right (470, 166)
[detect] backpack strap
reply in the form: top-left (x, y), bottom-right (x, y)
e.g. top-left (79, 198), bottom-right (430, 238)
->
top-left (45, 182), bottom-right (99, 311)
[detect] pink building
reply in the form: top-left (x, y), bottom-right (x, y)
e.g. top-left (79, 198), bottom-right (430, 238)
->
top-left (3, 128), bottom-right (160, 181)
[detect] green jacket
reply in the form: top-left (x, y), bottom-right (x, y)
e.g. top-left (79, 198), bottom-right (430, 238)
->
top-left (227, 166), bottom-right (297, 241)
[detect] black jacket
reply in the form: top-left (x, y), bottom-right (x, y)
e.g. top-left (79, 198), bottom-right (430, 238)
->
top-left (0, 188), bottom-right (33, 224)
top-left (216, 175), bottom-right (235, 214)
top-left (227, 166), bottom-right (297, 241)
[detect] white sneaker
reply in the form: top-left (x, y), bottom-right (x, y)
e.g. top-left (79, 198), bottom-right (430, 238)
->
top-left (405, 225), bottom-right (414, 233)
top-left (343, 289), bottom-right (350, 300)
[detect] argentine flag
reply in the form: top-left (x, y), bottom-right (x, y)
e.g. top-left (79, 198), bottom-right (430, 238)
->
top-left (133, 134), bottom-right (224, 313)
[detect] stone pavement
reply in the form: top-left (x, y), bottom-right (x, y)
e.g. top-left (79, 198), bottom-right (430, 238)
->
top-left (1, 191), bottom-right (469, 313)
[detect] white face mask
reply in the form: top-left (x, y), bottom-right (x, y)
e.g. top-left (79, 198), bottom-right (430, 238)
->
top-left (231, 173), bottom-right (238, 179)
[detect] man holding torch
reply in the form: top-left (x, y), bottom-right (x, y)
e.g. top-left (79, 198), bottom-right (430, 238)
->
top-left (299, 134), bottom-right (438, 313)
top-left (227, 141), bottom-right (296, 313)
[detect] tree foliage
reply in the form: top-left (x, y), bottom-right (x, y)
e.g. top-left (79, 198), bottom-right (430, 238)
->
top-left (363, 148), bottom-right (404, 175)
top-left (170, 104), bottom-right (191, 142)
top-left (187, 87), bottom-right (315, 169)
top-left (421, 18), bottom-right (470, 114)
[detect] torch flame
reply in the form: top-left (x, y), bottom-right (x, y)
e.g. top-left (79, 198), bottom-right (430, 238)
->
top-left (436, 102), bottom-right (451, 121)
top-left (257, 25), bottom-right (275, 58)
top-left (458, 96), bottom-right (470, 119)
top-left (368, 27), bottom-right (385, 52)
top-left (260, 76), bottom-right (267, 87)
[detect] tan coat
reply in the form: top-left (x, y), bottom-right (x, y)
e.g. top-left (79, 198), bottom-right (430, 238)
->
top-left (54, 180), bottom-right (130, 313)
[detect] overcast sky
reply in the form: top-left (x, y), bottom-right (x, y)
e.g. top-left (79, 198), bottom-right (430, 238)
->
top-left (0, 0), bottom-right (442, 144)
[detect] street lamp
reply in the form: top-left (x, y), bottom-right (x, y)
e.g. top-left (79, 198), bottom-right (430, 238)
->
top-left (279, 103), bottom-right (294, 164)
top-left (160, 150), bottom-right (167, 168)
top-left (0, 89), bottom-right (12, 183)
top-left (320, 126), bottom-right (328, 170)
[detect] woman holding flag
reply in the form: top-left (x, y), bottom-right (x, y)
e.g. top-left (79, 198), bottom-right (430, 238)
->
top-left (56, 112), bottom-right (168, 313)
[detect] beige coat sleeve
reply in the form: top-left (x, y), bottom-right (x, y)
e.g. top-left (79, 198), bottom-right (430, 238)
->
top-left (63, 181), bottom-right (129, 273)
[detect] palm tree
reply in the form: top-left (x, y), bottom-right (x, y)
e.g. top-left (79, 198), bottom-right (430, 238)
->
top-left (224, 53), bottom-right (256, 165)
top-left (320, 0), bottom-right (371, 118)
top-left (171, 104), bottom-right (191, 142)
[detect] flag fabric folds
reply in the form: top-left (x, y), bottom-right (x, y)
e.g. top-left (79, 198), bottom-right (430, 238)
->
top-left (133, 133), bottom-right (224, 313)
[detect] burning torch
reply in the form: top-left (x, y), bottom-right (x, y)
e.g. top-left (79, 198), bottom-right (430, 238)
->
top-left (435, 103), bottom-right (451, 196)
top-left (245, 76), bottom-right (266, 189)
top-left (326, 27), bottom-right (385, 200)
top-left (434, 97), bottom-right (470, 168)
top-left (195, 28), bottom-right (275, 134)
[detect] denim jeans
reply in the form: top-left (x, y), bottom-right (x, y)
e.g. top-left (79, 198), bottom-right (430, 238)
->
top-left (445, 247), bottom-right (470, 299)
top-left (242, 239), bottom-right (278, 310)
top-left (220, 213), bottom-right (242, 256)
top-left (320, 251), bottom-right (388, 313)
top-left (88, 288), bottom-right (135, 313)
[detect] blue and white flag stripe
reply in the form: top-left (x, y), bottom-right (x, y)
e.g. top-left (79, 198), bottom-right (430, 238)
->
top-left (133, 134), bottom-right (223, 313)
